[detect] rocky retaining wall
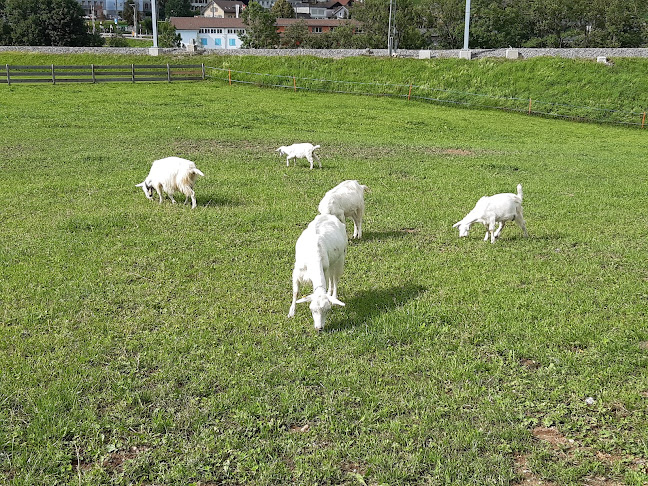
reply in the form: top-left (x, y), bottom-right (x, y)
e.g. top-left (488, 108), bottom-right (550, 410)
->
top-left (1, 45), bottom-right (648, 60)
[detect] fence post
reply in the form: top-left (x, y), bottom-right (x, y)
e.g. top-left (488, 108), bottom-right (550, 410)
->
top-left (642, 112), bottom-right (646, 129)
top-left (528, 98), bottom-right (532, 115)
top-left (228, 70), bottom-right (231, 85)
top-left (167, 64), bottom-right (171, 82)
top-left (293, 76), bottom-right (297, 92)
top-left (201, 63), bottom-right (205, 80)
top-left (408, 83), bottom-right (412, 101)
top-left (52, 64), bottom-right (56, 85)
top-left (91, 64), bottom-right (96, 83)
top-left (5, 65), bottom-right (10, 86)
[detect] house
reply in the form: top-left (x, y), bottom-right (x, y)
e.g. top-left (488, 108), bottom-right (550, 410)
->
top-left (275, 18), bottom-right (350, 34)
top-left (290, 0), bottom-right (350, 19)
top-left (170, 16), bottom-right (354, 49)
top-left (171, 17), bottom-right (247, 49)
top-left (81, 0), bottom-right (151, 19)
top-left (202, 0), bottom-right (246, 18)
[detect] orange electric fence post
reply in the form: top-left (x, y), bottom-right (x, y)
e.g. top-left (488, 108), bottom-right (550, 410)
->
top-left (408, 84), bottom-right (412, 101)
top-left (293, 76), bottom-right (297, 92)
top-left (642, 112), bottom-right (646, 128)
top-left (228, 70), bottom-right (231, 85)
top-left (528, 98), bottom-right (532, 115)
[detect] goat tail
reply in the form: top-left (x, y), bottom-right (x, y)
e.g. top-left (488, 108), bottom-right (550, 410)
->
top-left (516, 184), bottom-right (523, 200)
top-left (313, 145), bottom-right (321, 151)
top-left (361, 184), bottom-right (370, 193)
top-left (193, 168), bottom-right (205, 177)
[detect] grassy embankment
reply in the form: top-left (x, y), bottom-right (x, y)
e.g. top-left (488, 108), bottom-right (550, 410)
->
top-left (1, 52), bottom-right (647, 485)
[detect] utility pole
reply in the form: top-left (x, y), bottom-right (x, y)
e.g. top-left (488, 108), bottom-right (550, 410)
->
top-left (460, 0), bottom-right (472, 58)
top-left (152, 0), bottom-right (158, 47)
top-left (131, 2), bottom-right (138, 38)
top-left (387, 0), bottom-right (394, 56)
top-left (91, 2), bottom-right (96, 34)
top-left (462, 0), bottom-right (471, 50)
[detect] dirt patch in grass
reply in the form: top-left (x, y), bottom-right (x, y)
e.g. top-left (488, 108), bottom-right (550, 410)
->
top-left (289, 423), bottom-right (311, 433)
top-left (514, 454), bottom-right (555, 485)
top-left (520, 358), bottom-right (542, 369)
top-left (529, 426), bottom-right (642, 485)
top-left (532, 427), bottom-right (573, 449)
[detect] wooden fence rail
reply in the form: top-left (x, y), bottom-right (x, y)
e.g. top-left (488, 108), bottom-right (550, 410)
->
top-left (1, 64), bottom-right (205, 85)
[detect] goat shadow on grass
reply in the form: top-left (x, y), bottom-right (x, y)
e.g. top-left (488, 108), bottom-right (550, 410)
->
top-left (197, 195), bottom-right (245, 208)
top-left (325, 283), bottom-right (427, 332)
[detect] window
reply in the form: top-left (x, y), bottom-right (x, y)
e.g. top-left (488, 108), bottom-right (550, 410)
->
top-left (215, 38), bottom-right (222, 46)
top-left (312, 27), bottom-right (323, 33)
top-left (200, 38), bottom-right (207, 45)
top-left (229, 38), bottom-right (236, 46)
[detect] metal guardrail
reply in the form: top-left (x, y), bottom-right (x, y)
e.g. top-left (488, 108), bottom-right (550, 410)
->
top-left (1, 63), bottom-right (206, 85)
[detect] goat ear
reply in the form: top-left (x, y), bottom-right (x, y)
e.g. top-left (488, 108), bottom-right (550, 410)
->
top-left (329, 297), bottom-right (345, 307)
top-left (135, 182), bottom-right (144, 187)
top-left (296, 296), bottom-right (312, 304)
top-left (452, 221), bottom-right (461, 228)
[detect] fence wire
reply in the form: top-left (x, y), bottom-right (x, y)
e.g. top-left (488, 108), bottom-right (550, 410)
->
top-left (205, 66), bottom-right (646, 128)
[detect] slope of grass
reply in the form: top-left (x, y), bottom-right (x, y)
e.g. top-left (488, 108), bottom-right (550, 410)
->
top-left (0, 68), bottom-right (647, 485)
top-left (2, 51), bottom-right (648, 119)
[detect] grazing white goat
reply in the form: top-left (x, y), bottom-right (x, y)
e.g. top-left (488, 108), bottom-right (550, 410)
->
top-left (276, 143), bottom-right (321, 169)
top-left (136, 156), bottom-right (204, 209)
top-left (318, 180), bottom-right (369, 239)
top-left (288, 214), bottom-right (347, 331)
top-left (453, 184), bottom-right (528, 243)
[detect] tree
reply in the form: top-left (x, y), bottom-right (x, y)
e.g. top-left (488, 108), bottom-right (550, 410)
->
top-left (165, 0), bottom-right (193, 17)
top-left (469, 1), bottom-right (532, 49)
top-left (351, 0), bottom-right (423, 49)
top-left (271, 0), bottom-right (295, 19)
top-left (122, 0), bottom-right (139, 26)
top-left (280, 20), bottom-right (308, 47)
top-left (3, 0), bottom-right (95, 46)
top-left (46, 0), bottom-right (91, 46)
top-left (240, 1), bottom-right (279, 48)
top-left (329, 21), bottom-right (359, 48)
top-left (158, 21), bottom-right (182, 47)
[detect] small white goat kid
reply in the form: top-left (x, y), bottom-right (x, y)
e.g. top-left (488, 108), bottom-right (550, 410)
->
top-left (288, 214), bottom-right (347, 331)
top-left (136, 156), bottom-right (205, 209)
top-left (453, 184), bottom-right (528, 243)
top-left (276, 143), bottom-right (321, 169)
top-left (318, 180), bottom-right (369, 239)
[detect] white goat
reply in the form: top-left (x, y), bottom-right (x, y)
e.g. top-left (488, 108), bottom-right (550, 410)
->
top-left (276, 143), bottom-right (321, 169)
top-left (453, 184), bottom-right (528, 243)
top-left (318, 180), bottom-right (369, 239)
top-left (288, 214), bottom-right (347, 331)
top-left (136, 156), bottom-right (204, 209)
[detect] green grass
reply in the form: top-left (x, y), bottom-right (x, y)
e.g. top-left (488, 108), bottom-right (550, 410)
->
top-left (3, 51), bottom-right (648, 124)
top-left (1, 55), bottom-right (648, 485)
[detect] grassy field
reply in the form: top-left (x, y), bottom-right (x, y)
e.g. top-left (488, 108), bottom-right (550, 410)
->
top-left (1, 54), bottom-right (648, 485)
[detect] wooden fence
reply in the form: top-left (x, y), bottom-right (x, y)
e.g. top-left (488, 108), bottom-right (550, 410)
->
top-left (0, 64), bottom-right (205, 85)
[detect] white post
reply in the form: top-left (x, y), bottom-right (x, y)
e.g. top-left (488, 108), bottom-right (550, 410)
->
top-left (459, 0), bottom-right (473, 59)
top-left (462, 0), bottom-right (470, 50)
top-left (152, 0), bottom-right (158, 47)
top-left (387, 0), bottom-right (394, 56)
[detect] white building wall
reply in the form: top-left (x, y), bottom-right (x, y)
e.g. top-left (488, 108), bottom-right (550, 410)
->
top-left (177, 29), bottom-right (244, 49)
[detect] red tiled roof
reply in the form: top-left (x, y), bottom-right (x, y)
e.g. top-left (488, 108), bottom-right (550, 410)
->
top-left (170, 17), bottom-right (246, 29)
top-left (170, 16), bottom-right (355, 29)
